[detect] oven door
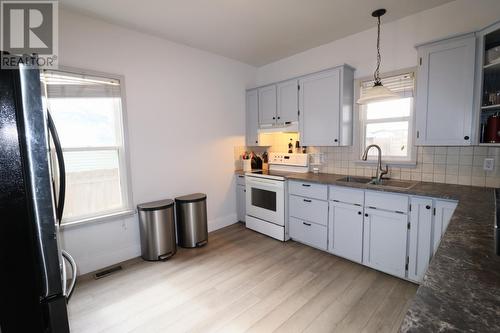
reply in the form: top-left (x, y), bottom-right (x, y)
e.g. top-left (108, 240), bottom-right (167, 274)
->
top-left (246, 176), bottom-right (285, 226)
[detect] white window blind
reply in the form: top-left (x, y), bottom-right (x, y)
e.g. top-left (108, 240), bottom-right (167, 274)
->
top-left (41, 69), bottom-right (133, 225)
top-left (360, 72), bottom-right (416, 163)
top-left (360, 72), bottom-right (414, 98)
top-left (43, 71), bottom-right (121, 98)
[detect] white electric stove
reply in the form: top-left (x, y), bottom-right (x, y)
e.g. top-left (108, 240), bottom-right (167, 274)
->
top-left (245, 153), bottom-right (309, 241)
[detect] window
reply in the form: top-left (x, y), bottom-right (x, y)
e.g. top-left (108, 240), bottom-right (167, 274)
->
top-left (41, 69), bottom-right (133, 224)
top-left (359, 72), bottom-right (415, 163)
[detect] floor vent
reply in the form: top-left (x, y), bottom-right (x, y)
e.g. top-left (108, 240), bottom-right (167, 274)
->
top-left (94, 265), bottom-right (123, 280)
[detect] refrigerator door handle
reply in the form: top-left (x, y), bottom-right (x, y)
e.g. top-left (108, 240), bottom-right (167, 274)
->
top-left (61, 252), bottom-right (67, 297)
top-left (47, 111), bottom-right (66, 223)
top-left (61, 250), bottom-right (77, 302)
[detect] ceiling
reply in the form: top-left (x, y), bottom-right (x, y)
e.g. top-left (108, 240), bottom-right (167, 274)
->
top-left (60, 0), bottom-right (455, 66)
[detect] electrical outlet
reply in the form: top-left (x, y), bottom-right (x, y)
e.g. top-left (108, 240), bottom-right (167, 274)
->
top-left (484, 158), bottom-right (495, 172)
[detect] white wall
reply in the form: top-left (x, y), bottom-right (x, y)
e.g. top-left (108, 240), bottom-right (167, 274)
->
top-left (58, 9), bottom-right (256, 275)
top-left (59, 0), bottom-right (500, 275)
top-left (256, 0), bottom-right (500, 85)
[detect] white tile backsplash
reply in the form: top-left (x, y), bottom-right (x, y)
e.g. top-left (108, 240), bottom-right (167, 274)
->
top-left (236, 134), bottom-right (500, 188)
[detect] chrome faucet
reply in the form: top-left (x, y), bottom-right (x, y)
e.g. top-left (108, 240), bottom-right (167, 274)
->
top-left (362, 144), bottom-right (388, 184)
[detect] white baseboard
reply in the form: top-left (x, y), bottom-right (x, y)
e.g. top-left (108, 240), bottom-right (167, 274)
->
top-left (208, 213), bottom-right (238, 232)
top-left (76, 243), bottom-right (141, 275)
top-left (74, 213), bottom-right (238, 275)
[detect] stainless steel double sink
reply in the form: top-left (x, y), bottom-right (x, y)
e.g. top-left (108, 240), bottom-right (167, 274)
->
top-left (336, 176), bottom-right (417, 190)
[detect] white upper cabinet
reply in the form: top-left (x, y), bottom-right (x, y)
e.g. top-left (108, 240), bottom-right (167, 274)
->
top-left (245, 89), bottom-right (260, 146)
top-left (415, 34), bottom-right (476, 146)
top-left (258, 85), bottom-right (277, 126)
top-left (299, 66), bottom-right (354, 146)
top-left (277, 79), bottom-right (299, 124)
top-left (408, 197), bottom-right (433, 282)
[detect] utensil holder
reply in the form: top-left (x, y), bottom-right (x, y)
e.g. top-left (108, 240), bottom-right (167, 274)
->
top-left (243, 159), bottom-right (251, 171)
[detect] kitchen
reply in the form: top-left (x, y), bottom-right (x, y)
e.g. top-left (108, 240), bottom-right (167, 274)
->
top-left (1, 0), bottom-right (500, 332)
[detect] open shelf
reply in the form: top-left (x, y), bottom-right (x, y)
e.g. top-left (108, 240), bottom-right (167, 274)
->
top-left (484, 60), bottom-right (500, 70)
top-left (481, 104), bottom-right (500, 110)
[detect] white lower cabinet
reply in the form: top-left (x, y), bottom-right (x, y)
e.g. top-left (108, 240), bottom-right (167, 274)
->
top-left (288, 184), bottom-right (329, 250)
top-left (236, 175), bottom-right (246, 222)
top-left (328, 201), bottom-right (364, 263)
top-left (432, 200), bottom-right (458, 255)
top-left (289, 217), bottom-right (327, 250)
top-left (287, 181), bottom-right (458, 283)
top-left (236, 185), bottom-right (246, 222)
top-left (408, 197), bottom-right (433, 282)
top-left (289, 195), bottom-right (328, 226)
top-left (362, 208), bottom-right (408, 278)
top-left (407, 198), bottom-right (457, 282)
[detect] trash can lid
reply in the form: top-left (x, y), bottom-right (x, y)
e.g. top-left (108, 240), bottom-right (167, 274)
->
top-left (175, 193), bottom-right (206, 203)
top-left (137, 199), bottom-right (174, 211)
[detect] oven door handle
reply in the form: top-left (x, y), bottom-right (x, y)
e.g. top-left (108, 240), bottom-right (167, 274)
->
top-left (246, 177), bottom-right (284, 188)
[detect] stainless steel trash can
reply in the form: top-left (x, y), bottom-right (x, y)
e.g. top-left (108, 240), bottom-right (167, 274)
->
top-left (175, 193), bottom-right (208, 248)
top-left (137, 199), bottom-right (177, 261)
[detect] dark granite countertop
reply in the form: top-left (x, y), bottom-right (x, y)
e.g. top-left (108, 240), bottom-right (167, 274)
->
top-left (236, 170), bottom-right (500, 331)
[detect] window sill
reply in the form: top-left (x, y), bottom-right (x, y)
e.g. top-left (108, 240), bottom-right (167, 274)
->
top-left (355, 160), bottom-right (417, 168)
top-left (59, 209), bottom-right (136, 230)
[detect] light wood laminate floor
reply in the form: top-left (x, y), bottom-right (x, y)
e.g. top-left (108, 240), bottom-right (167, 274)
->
top-left (68, 223), bottom-right (417, 333)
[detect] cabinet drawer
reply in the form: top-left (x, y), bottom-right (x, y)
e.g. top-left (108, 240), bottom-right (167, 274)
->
top-left (289, 181), bottom-right (328, 200)
top-left (289, 195), bottom-right (328, 226)
top-left (329, 185), bottom-right (364, 206)
top-left (289, 217), bottom-right (327, 250)
top-left (365, 191), bottom-right (408, 213)
top-left (236, 174), bottom-right (246, 186)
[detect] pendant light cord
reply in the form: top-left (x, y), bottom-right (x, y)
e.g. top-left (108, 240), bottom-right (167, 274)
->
top-left (374, 15), bottom-right (381, 85)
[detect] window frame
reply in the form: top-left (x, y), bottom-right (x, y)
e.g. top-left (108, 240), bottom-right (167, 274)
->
top-left (43, 66), bottom-right (135, 228)
top-left (354, 68), bottom-right (418, 167)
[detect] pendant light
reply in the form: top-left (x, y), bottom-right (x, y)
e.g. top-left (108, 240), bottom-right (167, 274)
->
top-left (357, 9), bottom-right (398, 104)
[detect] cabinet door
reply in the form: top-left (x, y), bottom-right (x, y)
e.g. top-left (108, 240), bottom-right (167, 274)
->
top-left (258, 85), bottom-right (277, 126)
top-left (328, 201), bottom-right (364, 263)
top-left (432, 200), bottom-right (458, 255)
top-left (299, 69), bottom-right (340, 146)
top-left (408, 197), bottom-right (433, 282)
top-left (236, 185), bottom-right (246, 222)
top-left (277, 79), bottom-right (298, 124)
top-left (415, 34), bottom-right (476, 145)
top-left (245, 89), bottom-right (259, 146)
top-left (362, 208), bottom-right (408, 278)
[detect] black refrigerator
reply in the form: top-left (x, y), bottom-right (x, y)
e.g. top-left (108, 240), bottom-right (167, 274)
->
top-left (0, 56), bottom-right (75, 332)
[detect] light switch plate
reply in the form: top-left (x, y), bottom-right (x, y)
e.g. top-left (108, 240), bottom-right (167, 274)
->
top-left (484, 158), bottom-right (495, 172)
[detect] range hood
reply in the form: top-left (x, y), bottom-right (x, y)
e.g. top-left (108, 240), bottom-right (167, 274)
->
top-left (258, 121), bottom-right (299, 133)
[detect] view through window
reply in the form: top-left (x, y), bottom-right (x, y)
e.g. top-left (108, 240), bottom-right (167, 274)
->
top-left (359, 73), bottom-right (415, 162)
top-left (41, 70), bottom-right (132, 224)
